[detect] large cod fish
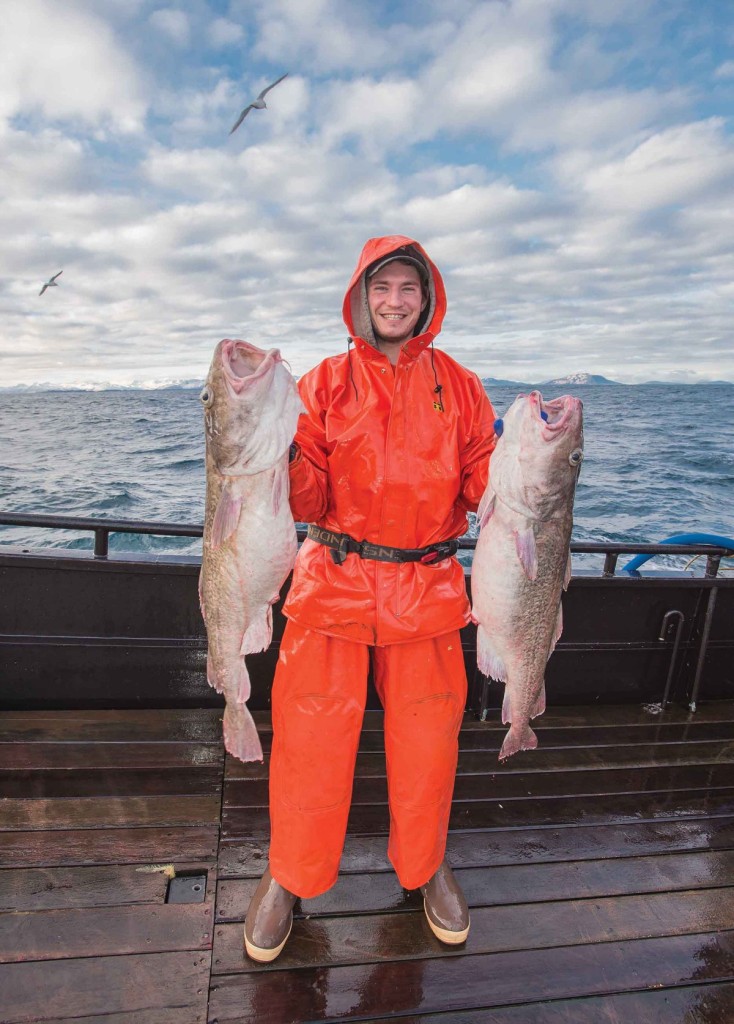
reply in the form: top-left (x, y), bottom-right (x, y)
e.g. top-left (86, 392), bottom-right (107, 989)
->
top-left (199, 339), bottom-right (303, 762)
top-left (471, 390), bottom-right (584, 761)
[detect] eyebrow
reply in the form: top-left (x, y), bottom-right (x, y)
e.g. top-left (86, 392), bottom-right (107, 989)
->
top-left (368, 277), bottom-right (420, 287)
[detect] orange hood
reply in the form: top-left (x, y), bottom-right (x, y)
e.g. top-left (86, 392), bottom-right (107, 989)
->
top-left (342, 235), bottom-right (447, 349)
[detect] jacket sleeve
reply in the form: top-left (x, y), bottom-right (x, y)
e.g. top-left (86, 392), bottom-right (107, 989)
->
top-left (288, 369), bottom-right (330, 523)
top-left (457, 376), bottom-right (497, 513)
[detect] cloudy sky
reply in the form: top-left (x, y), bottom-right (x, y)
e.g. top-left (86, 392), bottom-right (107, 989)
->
top-left (2, 0), bottom-right (733, 387)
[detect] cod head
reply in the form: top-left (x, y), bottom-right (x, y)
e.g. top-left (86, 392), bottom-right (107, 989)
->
top-left (201, 339), bottom-right (302, 477)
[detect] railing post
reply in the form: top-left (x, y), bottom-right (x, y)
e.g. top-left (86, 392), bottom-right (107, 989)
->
top-left (705, 555), bottom-right (721, 578)
top-left (688, 587), bottom-right (718, 713)
top-left (94, 529), bottom-right (109, 558)
top-left (602, 552), bottom-right (618, 577)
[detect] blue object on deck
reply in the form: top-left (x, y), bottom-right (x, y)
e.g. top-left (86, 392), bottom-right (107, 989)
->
top-left (493, 418), bottom-right (504, 437)
top-left (622, 533), bottom-right (734, 572)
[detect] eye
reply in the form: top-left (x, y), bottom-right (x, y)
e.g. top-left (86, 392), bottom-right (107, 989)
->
top-left (569, 448), bottom-right (583, 466)
top-left (200, 386), bottom-right (214, 408)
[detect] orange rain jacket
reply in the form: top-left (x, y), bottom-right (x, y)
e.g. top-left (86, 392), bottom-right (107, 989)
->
top-left (284, 234), bottom-right (497, 646)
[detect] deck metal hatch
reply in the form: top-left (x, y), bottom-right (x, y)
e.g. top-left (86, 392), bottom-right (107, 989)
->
top-left (165, 872), bottom-right (207, 904)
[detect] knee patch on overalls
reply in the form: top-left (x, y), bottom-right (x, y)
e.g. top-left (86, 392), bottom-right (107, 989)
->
top-left (277, 693), bottom-right (364, 813)
top-left (386, 691), bottom-right (463, 808)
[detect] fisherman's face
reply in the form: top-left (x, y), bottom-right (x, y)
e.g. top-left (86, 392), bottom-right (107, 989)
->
top-left (367, 262), bottom-right (427, 349)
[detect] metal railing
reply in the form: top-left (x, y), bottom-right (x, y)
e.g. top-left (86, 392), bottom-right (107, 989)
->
top-left (0, 511), bottom-right (732, 577)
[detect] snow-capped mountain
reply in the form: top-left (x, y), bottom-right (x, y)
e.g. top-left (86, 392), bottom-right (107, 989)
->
top-left (540, 373), bottom-right (617, 386)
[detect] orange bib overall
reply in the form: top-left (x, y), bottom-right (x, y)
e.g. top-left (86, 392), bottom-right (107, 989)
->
top-left (268, 236), bottom-right (496, 897)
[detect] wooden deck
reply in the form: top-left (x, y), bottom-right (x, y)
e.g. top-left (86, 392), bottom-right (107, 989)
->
top-left (2, 702), bottom-right (734, 1023)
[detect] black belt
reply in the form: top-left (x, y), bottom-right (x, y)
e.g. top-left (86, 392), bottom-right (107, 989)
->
top-left (307, 524), bottom-right (459, 566)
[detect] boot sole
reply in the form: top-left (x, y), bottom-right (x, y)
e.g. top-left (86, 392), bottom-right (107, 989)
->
top-left (244, 917), bottom-right (293, 963)
top-left (423, 899), bottom-right (470, 944)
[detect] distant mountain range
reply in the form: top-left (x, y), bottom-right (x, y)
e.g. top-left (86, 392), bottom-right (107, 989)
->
top-left (1, 372), bottom-right (732, 392)
top-left (481, 373), bottom-right (733, 388)
top-left (0, 379), bottom-right (206, 393)
top-left (482, 372), bottom-right (619, 387)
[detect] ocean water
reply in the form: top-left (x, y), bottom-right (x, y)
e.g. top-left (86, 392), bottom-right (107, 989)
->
top-left (1, 383), bottom-right (733, 572)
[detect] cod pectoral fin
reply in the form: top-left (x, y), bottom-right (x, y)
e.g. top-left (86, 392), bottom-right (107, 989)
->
top-left (271, 466), bottom-right (285, 515)
top-left (476, 625), bottom-right (507, 682)
top-left (241, 606), bottom-right (273, 656)
top-left (477, 489), bottom-right (496, 530)
top-left (564, 553), bottom-right (572, 591)
top-left (210, 485), bottom-right (243, 547)
top-left (514, 525), bottom-right (538, 580)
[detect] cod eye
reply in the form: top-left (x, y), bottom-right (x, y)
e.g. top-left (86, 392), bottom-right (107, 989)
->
top-left (200, 386), bottom-right (214, 408)
top-left (569, 448), bottom-right (583, 467)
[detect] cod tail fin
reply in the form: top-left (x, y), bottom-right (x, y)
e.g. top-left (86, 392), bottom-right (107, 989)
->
top-left (499, 722), bottom-right (538, 762)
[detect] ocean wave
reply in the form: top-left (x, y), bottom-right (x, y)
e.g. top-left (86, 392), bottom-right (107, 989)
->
top-left (1, 384), bottom-right (731, 556)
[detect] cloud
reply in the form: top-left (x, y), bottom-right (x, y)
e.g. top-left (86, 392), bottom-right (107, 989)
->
top-left (0, 0), bottom-right (145, 130)
top-left (247, 0), bottom-right (450, 73)
top-left (208, 17), bottom-right (246, 48)
top-left (148, 7), bottom-right (191, 47)
top-left (2, 0), bottom-right (734, 388)
top-left (579, 118), bottom-right (734, 212)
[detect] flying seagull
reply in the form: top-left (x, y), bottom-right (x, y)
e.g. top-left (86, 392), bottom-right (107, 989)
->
top-left (229, 73), bottom-right (288, 135)
top-left (39, 271), bottom-right (63, 296)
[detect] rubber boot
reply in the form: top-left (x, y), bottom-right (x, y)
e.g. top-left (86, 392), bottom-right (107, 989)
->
top-left (420, 860), bottom-right (470, 944)
top-left (244, 866), bottom-right (297, 962)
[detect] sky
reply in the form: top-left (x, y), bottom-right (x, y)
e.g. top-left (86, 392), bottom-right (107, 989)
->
top-left (1, 0), bottom-right (733, 388)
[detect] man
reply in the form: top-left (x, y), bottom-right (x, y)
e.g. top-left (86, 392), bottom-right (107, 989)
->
top-left (244, 235), bottom-right (497, 962)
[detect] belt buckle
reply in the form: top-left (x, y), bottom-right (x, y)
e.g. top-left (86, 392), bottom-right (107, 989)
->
top-left (330, 534), bottom-right (351, 565)
top-left (421, 542), bottom-right (453, 565)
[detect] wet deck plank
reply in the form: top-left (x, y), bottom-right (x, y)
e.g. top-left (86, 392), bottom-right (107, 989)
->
top-left (225, 738), bottom-right (734, 780)
top-left (0, 825), bottom-right (220, 869)
top-left (218, 816), bottom-right (734, 876)
top-left (213, 887), bottom-right (734, 973)
top-left (215, 849), bottom-right (734, 921)
top-left (208, 931), bottom-right (734, 1021)
top-left (316, 982), bottom-right (734, 1023)
top-left (221, 788), bottom-right (734, 837)
top-left (3, 701), bottom-right (734, 1023)
top-left (0, 708), bottom-right (223, 1024)
top-left (215, 698), bottom-right (734, 1023)
top-left (0, 951), bottom-right (211, 1022)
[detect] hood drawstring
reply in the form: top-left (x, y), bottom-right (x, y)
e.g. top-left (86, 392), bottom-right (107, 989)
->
top-left (347, 337), bottom-right (359, 401)
top-left (430, 341), bottom-right (444, 412)
top-left (347, 336), bottom-right (442, 411)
